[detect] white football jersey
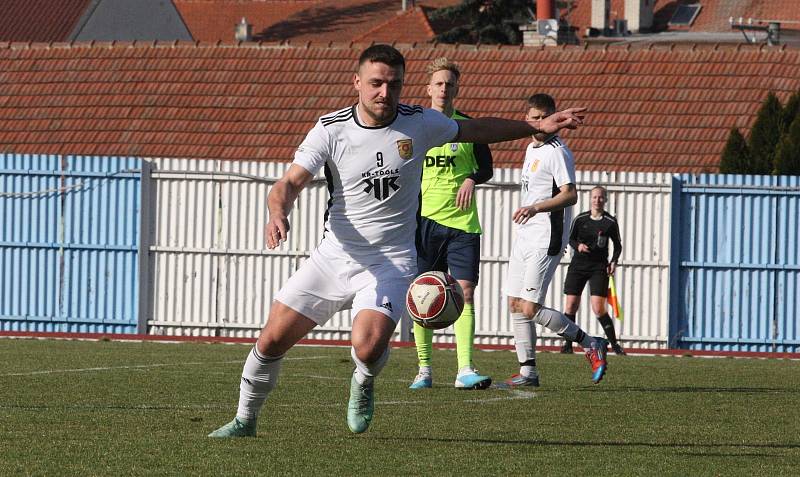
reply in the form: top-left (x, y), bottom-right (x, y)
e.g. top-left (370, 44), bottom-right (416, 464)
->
top-left (293, 104), bottom-right (459, 260)
top-left (517, 135), bottom-right (576, 255)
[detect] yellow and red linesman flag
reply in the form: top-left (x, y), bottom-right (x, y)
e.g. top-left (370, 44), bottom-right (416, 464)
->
top-left (607, 275), bottom-right (623, 321)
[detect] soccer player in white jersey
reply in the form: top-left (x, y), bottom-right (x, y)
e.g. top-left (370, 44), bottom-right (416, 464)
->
top-left (502, 93), bottom-right (609, 388)
top-left (209, 46), bottom-right (587, 437)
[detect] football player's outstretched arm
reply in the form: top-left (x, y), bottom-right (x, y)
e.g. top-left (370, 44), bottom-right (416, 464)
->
top-left (266, 164), bottom-right (315, 249)
top-left (513, 183), bottom-right (578, 224)
top-left (456, 108), bottom-right (586, 144)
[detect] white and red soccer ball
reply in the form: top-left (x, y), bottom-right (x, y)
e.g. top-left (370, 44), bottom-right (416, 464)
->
top-left (406, 271), bottom-right (464, 329)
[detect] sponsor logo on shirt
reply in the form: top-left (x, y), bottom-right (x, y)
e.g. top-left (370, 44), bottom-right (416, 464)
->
top-left (397, 139), bottom-right (413, 160)
top-left (362, 168), bottom-right (400, 178)
top-left (449, 143), bottom-right (459, 152)
top-left (363, 176), bottom-right (400, 201)
top-left (530, 159), bottom-right (540, 172)
top-left (425, 155), bottom-right (456, 168)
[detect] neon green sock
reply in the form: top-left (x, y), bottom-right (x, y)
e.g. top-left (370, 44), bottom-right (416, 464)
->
top-left (454, 303), bottom-right (475, 370)
top-left (413, 322), bottom-right (433, 367)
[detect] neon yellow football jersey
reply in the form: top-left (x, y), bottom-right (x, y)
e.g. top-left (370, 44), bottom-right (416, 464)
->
top-left (421, 111), bottom-right (485, 234)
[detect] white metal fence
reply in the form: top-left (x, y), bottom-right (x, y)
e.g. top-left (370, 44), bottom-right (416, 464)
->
top-left (144, 159), bottom-right (672, 349)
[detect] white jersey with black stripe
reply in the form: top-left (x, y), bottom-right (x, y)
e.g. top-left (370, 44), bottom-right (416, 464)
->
top-left (292, 104), bottom-right (459, 260)
top-left (517, 135), bottom-right (576, 255)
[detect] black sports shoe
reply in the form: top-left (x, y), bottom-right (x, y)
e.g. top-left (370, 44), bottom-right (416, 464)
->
top-left (611, 343), bottom-right (627, 356)
top-left (560, 342), bottom-right (573, 354)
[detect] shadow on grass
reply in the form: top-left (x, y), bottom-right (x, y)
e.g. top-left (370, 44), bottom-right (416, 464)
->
top-left (678, 452), bottom-right (785, 458)
top-left (579, 386), bottom-right (794, 394)
top-left (0, 404), bottom-right (226, 411)
top-left (376, 436), bottom-right (800, 451)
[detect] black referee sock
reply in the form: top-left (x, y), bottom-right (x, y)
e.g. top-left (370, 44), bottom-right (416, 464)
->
top-left (597, 313), bottom-right (618, 345)
top-left (565, 313), bottom-right (576, 323)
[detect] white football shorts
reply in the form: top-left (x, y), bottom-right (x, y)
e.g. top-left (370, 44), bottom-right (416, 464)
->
top-left (504, 241), bottom-right (563, 304)
top-left (275, 246), bottom-right (415, 325)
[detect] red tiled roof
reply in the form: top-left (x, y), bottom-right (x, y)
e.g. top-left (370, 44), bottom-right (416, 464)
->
top-left (749, 1), bottom-right (800, 22)
top-left (1, 41), bottom-right (799, 173)
top-left (173, 1), bottom-right (322, 42)
top-left (566, 0), bottom-right (800, 35)
top-left (0, 0), bottom-right (91, 42)
top-left (689, 0), bottom-right (800, 32)
top-left (174, 0), bottom-right (459, 43)
top-left (352, 8), bottom-right (436, 44)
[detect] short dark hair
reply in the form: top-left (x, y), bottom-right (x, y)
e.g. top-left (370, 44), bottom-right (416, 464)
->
top-left (527, 93), bottom-right (556, 115)
top-left (358, 44), bottom-right (406, 71)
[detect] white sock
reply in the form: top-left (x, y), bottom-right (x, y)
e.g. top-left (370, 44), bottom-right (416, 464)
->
top-left (532, 307), bottom-right (593, 348)
top-left (457, 366), bottom-right (474, 377)
top-left (236, 347), bottom-right (283, 421)
top-left (351, 346), bottom-right (389, 385)
top-left (512, 312), bottom-right (537, 373)
top-left (418, 365), bottom-right (432, 377)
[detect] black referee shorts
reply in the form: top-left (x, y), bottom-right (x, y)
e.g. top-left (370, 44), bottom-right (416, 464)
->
top-left (416, 216), bottom-right (481, 284)
top-left (563, 263), bottom-right (608, 297)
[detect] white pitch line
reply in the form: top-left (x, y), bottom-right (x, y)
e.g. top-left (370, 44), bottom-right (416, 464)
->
top-left (2, 366), bottom-right (537, 405)
top-left (463, 389), bottom-right (537, 402)
top-left (0, 356), bottom-right (327, 377)
top-left (271, 391), bottom-right (536, 408)
top-left (286, 374), bottom-right (537, 405)
top-left (378, 391), bottom-right (536, 406)
top-left (291, 374), bottom-right (343, 381)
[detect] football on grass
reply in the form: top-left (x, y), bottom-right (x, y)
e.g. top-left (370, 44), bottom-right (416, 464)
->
top-left (406, 271), bottom-right (464, 329)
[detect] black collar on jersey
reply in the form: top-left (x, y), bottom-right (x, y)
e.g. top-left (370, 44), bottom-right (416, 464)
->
top-left (351, 104), bottom-right (398, 130)
top-left (578, 210), bottom-right (612, 220)
top-left (531, 134), bottom-right (561, 148)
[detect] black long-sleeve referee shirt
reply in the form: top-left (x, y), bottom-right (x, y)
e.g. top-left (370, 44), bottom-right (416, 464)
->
top-left (568, 211), bottom-right (622, 267)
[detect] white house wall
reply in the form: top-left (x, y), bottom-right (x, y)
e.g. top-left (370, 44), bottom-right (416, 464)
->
top-left (477, 169), bottom-right (673, 348)
top-left (144, 159), bottom-right (672, 348)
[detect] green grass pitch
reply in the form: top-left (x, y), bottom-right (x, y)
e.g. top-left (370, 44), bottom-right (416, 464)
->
top-left (0, 339), bottom-right (798, 476)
